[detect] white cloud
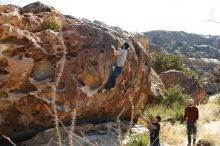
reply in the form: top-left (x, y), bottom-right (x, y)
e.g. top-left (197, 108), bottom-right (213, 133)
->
top-left (1, 0), bottom-right (220, 35)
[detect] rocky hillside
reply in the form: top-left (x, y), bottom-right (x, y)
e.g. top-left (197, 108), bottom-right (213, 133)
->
top-left (145, 30), bottom-right (220, 59)
top-left (144, 31), bottom-right (220, 76)
top-left (0, 2), bottom-right (165, 145)
top-left (205, 67), bottom-right (220, 94)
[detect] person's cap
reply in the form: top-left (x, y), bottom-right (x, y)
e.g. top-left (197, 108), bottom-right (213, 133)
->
top-left (156, 116), bottom-right (161, 122)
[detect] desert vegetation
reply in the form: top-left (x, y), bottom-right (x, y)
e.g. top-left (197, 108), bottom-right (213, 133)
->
top-left (151, 53), bottom-right (196, 77)
top-left (41, 16), bottom-right (62, 31)
top-left (127, 86), bottom-right (189, 146)
top-left (135, 93), bottom-right (220, 146)
top-left (1, 1), bottom-right (220, 146)
top-left (126, 133), bottom-right (149, 146)
top-left (145, 86), bottom-right (188, 122)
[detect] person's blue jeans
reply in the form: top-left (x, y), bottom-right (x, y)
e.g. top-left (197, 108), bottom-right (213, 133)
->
top-left (104, 66), bottom-right (123, 90)
top-left (187, 121), bottom-right (197, 145)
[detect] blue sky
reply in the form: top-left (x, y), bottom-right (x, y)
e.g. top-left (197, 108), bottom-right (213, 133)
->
top-left (1, 0), bottom-right (220, 35)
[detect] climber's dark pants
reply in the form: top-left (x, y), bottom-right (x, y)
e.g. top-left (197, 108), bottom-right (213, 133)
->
top-left (187, 121), bottom-right (197, 144)
top-left (104, 66), bottom-right (123, 90)
top-left (150, 138), bottom-right (160, 146)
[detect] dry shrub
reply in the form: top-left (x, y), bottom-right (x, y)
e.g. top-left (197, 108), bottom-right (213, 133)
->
top-left (126, 133), bottom-right (150, 146)
top-left (198, 103), bottom-right (220, 123)
top-left (41, 16), bottom-right (62, 31)
top-left (68, 109), bottom-right (77, 146)
top-left (160, 122), bottom-right (186, 145)
top-left (160, 96), bottom-right (220, 146)
top-left (51, 30), bottom-right (67, 146)
top-left (197, 132), bottom-right (220, 146)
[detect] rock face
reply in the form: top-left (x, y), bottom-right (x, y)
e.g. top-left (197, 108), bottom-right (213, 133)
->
top-left (0, 4), bottom-right (22, 26)
top-left (22, 122), bottom-right (124, 146)
top-left (183, 57), bottom-right (220, 77)
top-left (148, 69), bottom-right (165, 103)
top-left (21, 1), bottom-right (55, 14)
top-left (22, 121), bottom-right (149, 146)
top-left (205, 68), bottom-right (220, 94)
top-left (0, 2), bottom-right (163, 144)
top-left (159, 70), bottom-right (205, 102)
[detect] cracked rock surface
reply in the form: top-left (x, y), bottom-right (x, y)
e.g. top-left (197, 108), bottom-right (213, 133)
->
top-left (0, 2), bottom-right (164, 143)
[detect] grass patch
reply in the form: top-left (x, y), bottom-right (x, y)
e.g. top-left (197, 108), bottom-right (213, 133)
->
top-left (214, 97), bottom-right (220, 105)
top-left (41, 16), bottom-right (62, 31)
top-left (198, 132), bottom-right (216, 146)
top-left (144, 103), bottom-right (184, 122)
top-left (163, 86), bottom-right (189, 107)
top-left (126, 133), bottom-right (150, 146)
top-left (141, 86), bottom-right (188, 122)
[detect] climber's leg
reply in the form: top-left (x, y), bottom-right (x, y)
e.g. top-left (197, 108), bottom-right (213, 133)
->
top-left (103, 68), bottom-right (117, 91)
top-left (109, 66), bottom-right (123, 89)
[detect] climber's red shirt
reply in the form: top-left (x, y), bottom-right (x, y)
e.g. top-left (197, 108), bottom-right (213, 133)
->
top-left (184, 106), bottom-right (199, 123)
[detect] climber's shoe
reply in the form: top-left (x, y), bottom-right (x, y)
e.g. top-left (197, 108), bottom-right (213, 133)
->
top-left (109, 88), bottom-right (115, 93)
top-left (97, 89), bottom-right (102, 93)
top-left (98, 89), bottom-right (107, 95)
top-left (102, 89), bottom-right (107, 93)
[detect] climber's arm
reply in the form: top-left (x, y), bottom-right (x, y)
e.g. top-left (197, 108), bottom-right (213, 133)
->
top-left (113, 51), bottom-right (120, 56)
top-left (111, 45), bottom-right (120, 56)
top-left (138, 111), bottom-right (154, 130)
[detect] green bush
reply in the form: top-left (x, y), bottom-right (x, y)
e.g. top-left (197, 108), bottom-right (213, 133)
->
top-left (41, 16), bottom-right (62, 31)
top-left (172, 102), bottom-right (184, 121)
top-left (145, 103), bottom-right (185, 122)
top-left (163, 86), bottom-right (189, 107)
top-left (181, 66), bottom-right (197, 78)
top-left (151, 53), bottom-right (196, 77)
top-left (151, 53), bottom-right (182, 74)
top-left (141, 86), bottom-right (189, 122)
top-left (126, 133), bottom-right (150, 146)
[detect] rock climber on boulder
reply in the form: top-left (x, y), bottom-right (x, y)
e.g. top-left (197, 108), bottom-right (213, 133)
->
top-left (98, 42), bottom-right (130, 93)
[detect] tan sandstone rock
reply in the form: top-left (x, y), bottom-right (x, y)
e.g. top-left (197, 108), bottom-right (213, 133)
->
top-left (205, 67), bottom-right (220, 94)
top-left (0, 2), bottom-right (163, 143)
top-left (159, 70), bottom-right (205, 103)
top-left (0, 4), bottom-right (22, 26)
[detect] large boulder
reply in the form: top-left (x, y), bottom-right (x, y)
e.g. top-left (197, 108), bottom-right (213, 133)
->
top-left (159, 70), bottom-right (205, 102)
top-left (205, 67), bottom-right (220, 94)
top-left (22, 122), bottom-right (127, 146)
top-left (0, 3), bottom-right (163, 143)
top-left (148, 69), bottom-right (165, 103)
top-left (21, 1), bottom-right (55, 14)
top-left (21, 121), bottom-right (149, 146)
top-left (19, 13), bottom-right (43, 32)
top-left (0, 4), bottom-right (22, 26)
